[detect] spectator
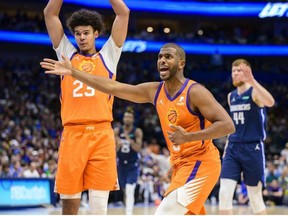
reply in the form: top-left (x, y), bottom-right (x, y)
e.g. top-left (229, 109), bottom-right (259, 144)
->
top-left (23, 162), bottom-right (40, 178)
top-left (263, 179), bottom-right (283, 206)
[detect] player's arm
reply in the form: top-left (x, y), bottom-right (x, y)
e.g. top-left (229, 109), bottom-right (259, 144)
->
top-left (251, 80), bottom-right (275, 107)
top-left (114, 127), bottom-right (122, 151)
top-left (43, 0), bottom-right (64, 48)
top-left (129, 128), bottom-right (143, 152)
top-left (227, 92), bottom-right (231, 107)
top-left (187, 85), bottom-right (235, 140)
top-left (221, 92), bottom-right (232, 159)
top-left (40, 56), bottom-right (159, 104)
top-left (71, 68), bottom-right (157, 103)
top-left (168, 84), bottom-right (235, 145)
top-left (239, 63), bottom-right (274, 107)
top-left (110, 0), bottom-right (130, 47)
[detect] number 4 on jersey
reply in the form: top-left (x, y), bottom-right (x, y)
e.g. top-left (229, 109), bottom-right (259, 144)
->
top-left (233, 112), bottom-right (245, 125)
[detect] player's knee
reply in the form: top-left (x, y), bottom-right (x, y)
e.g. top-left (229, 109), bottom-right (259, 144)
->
top-left (60, 192), bottom-right (82, 199)
top-left (88, 190), bottom-right (109, 215)
top-left (247, 183), bottom-right (266, 214)
top-left (126, 183), bottom-right (136, 196)
top-left (219, 179), bottom-right (237, 210)
top-left (155, 189), bottom-right (187, 215)
top-left (155, 199), bottom-right (176, 215)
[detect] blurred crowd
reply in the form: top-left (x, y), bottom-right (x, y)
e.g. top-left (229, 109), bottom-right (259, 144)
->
top-left (0, 9), bottom-right (287, 45)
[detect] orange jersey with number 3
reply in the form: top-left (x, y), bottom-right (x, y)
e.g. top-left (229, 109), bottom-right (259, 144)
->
top-left (60, 53), bottom-right (115, 126)
top-left (154, 79), bottom-right (221, 214)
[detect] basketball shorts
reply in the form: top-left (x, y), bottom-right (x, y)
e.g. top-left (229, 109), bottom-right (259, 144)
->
top-left (55, 123), bottom-right (119, 194)
top-left (165, 160), bottom-right (221, 214)
top-left (117, 162), bottom-right (139, 189)
top-left (221, 141), bottom-right (265, 186)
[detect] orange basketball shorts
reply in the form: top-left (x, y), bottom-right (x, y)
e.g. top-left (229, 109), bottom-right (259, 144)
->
top-left (165, 160), bottom-right (221, 214)
top-left (55, 123), bottom-right (119, 194)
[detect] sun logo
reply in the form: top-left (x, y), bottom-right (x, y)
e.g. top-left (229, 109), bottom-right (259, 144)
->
top-left (167, 108), bottom-right (179, 124)
top-left (79, 60), bottom-right (95, 74)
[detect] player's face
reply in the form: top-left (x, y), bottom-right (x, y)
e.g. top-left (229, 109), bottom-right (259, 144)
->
top-left (157, 47), bottom-right (180, 81)
top-left (123, 113), bottom-right (134, 126)
top-left (74, 26), bottom-right (98, 54)
top-left (232, 65), bottom-right (244, 87)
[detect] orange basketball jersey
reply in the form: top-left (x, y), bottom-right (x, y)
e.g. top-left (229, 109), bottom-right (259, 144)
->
top-left (60, 53), bottom-right (115, 125)
top-left (154, 79), bottom-right (220, 165)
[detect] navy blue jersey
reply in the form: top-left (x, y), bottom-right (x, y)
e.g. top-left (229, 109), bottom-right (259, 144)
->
top-left (117, 126), bottom-right (140, 164)
top-left (228, 87), bottom-right (266, 143)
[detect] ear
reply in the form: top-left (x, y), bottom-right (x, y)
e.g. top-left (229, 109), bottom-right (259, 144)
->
top-left (94, 30), bottom-right (99, 39)
top-left (179, 60), bottom-right (185, 69)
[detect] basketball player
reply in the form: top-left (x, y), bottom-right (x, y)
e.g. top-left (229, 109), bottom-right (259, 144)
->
top-left (43, 0), bottom-right (129, 214)
top-left (218, 59), bottom-right (275, 214)
top-left (40, 43), bottom-right (235, 215)
top-left (114, 107), bottom-right (143, 215)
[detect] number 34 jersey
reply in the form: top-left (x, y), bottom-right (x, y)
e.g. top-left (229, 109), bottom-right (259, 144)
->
top-left (228, 87), bottom-right (267, 143)
top-left (54, 34), bottom-right (122, 126)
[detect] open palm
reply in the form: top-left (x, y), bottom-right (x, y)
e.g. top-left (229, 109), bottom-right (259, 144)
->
top-left (40, 55), bottom-right (72, 76)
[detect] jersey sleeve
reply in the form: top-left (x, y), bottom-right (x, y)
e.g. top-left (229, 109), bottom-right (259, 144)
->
top-left (54, 34), bottom-right (77, 61)
top-left (99, 36), bottom-right (123, 75)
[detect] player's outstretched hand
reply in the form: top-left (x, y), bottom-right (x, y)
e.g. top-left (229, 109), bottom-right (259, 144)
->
top-left (40, 54), bottom-right (72, 76)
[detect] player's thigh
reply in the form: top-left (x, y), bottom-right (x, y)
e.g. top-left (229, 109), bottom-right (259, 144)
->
top-left (56, 130), bottom-right (90, 194)
top-left (117, 164), bottom-right (127, 189)
top-left (221, 146), bottom-right (241, 181)
top-left (241, 143), bottom-right (265, 186)
top-left (126, 164), bottom-right (139, 184)
top-left (84, 128), bottom-right (118, 190)
top-left (171, 160), bottom-right (220, 215)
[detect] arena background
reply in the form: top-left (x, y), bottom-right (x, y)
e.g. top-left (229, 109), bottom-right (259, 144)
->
top-left (0, 0), bottom-right (287, 214)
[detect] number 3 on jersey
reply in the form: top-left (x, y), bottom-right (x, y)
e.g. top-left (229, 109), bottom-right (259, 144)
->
top-left (233, 112), bottom-right (245, 125)
top-left (73, 80), bottom-right (95, 97)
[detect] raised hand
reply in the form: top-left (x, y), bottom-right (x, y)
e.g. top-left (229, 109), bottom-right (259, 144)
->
top-left (238, 63), bottom-right (254, 85)
top-left (40, 54), bottom-right (72, 76)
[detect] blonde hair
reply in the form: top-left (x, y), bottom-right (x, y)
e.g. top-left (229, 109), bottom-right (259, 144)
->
top-left (232, 59), bottom-right (251, 67)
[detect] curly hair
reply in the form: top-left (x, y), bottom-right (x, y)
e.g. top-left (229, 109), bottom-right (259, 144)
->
top-left (66, 9), bottom-right (105, 34)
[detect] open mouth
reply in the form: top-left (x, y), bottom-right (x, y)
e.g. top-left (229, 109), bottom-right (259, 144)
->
top-left (160, 67), bottom-right (169, 75)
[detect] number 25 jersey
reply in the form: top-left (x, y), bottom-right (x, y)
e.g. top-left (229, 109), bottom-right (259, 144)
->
top-left (54, 35), bottom-right (122, 126)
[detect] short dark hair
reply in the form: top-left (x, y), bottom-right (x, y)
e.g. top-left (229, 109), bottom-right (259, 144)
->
top-left (161, 43), bottom-right (186, 61)
top-left (66, 9), bottom-right (105, 34)
top-left (125, 106), bottom-right (134, 115)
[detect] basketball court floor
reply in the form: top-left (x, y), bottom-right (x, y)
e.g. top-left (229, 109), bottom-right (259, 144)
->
top-left (0, 203), bottom-right (287, 215)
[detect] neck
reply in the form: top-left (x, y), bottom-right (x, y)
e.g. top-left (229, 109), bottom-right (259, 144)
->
top-left (237, 83), bottom-right (251, 94)
top-left (165, 77), bottom-right (186, 97)
top-left (124, 125), bottom-right (133, 131)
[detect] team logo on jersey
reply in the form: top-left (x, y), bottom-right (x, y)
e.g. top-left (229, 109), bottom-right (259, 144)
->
top-left (159, 99), bottom-right (164, 105)
top-left (242, 96), bottom-right (250, 100)
top-left (255, 144), bottom-right (260, 151)
top-left (79, 60), bottom-right (96, 74)
top-left (167, 108), bottom-right (179, 124)
top-left (177, 96), bottom-right (185, 106)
